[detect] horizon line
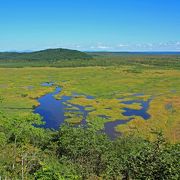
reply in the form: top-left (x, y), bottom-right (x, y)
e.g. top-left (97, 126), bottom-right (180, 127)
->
top-left (0, 48), bottom-right (180, 53)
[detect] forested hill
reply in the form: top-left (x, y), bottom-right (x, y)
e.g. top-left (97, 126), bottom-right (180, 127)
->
top-left (0, 48), bottom-right (92, 61)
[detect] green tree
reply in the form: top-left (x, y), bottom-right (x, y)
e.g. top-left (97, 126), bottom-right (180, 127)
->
top-left (0, 113), bottom-right (49, 179)
top-left (124, 132), bottom-right (180, 179)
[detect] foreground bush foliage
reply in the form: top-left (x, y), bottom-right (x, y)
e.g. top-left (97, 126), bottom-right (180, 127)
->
top-left (0, 112), bottom-right (179, 179)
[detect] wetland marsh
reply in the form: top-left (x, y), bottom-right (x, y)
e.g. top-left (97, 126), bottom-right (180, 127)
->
top-left (0, 66), bottom-right (180, 142)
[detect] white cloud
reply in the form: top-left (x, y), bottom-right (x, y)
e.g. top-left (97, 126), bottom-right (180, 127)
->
top-left (36, 41), bottom-right (180, 51)
top-left (90, 46), bottom-right (96, 49)
top-left (97, 45), bottom-right (110, 49)
top-left (117, 44), bottom-right (128, 47)
top-left (176, 41), bottom-right (180, 46)
top-left (75, 45), bottom-right (81, 48)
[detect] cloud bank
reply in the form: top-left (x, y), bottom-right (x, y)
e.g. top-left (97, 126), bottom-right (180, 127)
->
top-left (0, 41), bottom-right (180, 52)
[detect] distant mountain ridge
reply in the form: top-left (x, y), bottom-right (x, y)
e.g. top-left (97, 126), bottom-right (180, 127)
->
top-left (0, 48), bottom-right (92, 61)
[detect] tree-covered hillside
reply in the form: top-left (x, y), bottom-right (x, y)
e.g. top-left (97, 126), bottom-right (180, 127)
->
top-left (0, 48), bottom-right (92, 61)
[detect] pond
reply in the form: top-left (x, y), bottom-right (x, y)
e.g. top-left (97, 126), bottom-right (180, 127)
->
top-left (121, 99), bottom-right (151, 120)
top-left (34, 86), bottom-right (70, 129)
top-left (34, 83), bottom-right (92, 129)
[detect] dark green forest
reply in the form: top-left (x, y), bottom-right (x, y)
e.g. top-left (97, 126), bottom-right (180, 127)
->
top-left (0, 48), bottom-right (92, 62)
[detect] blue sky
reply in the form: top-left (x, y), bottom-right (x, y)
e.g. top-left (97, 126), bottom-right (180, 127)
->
top-left (0, 0), bottom-right (180, 51)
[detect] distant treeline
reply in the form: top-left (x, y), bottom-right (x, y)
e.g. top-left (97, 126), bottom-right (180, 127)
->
top-left (0, 48), bottom-right (92, 61)
top-left (0, 49), bottom-right (180, 69)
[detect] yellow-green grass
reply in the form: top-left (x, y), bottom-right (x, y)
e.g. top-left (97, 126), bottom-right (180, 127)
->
top-left (68, 97), bottom-right (141, 123)
top-left (0, 66), bottom-right (180, 142)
